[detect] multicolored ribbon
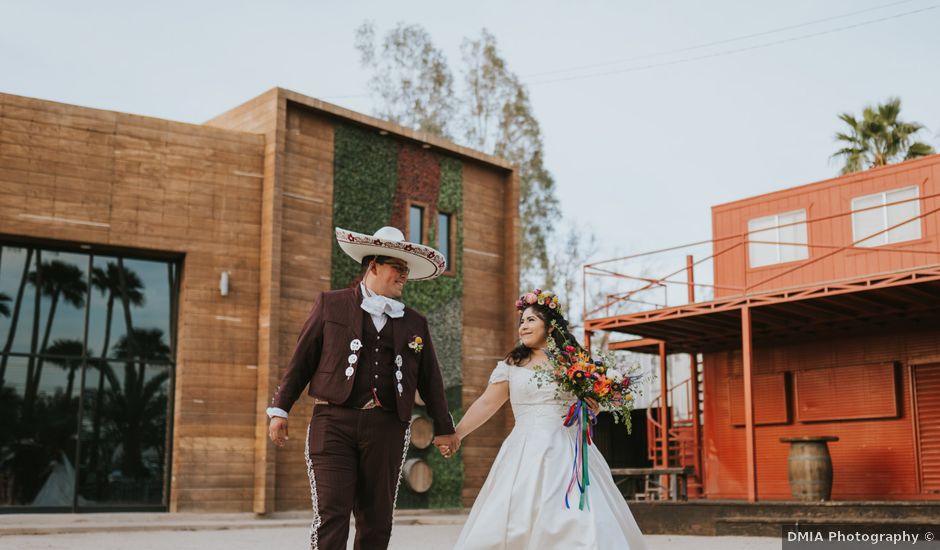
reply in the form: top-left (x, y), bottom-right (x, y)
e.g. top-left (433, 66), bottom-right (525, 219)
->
top-left (563, 399), bottom-right (597, 510)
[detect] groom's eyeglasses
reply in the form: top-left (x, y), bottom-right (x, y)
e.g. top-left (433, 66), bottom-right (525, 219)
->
top-left (378, 259), bottom-right (410, 276)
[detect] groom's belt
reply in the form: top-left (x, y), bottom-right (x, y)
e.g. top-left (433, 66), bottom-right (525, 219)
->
top-left (313, 397), bottom-right (380, 410)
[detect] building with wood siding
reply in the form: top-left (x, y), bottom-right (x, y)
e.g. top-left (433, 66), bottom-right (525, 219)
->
top-left (0, 88), bottom-right (519, 513)
top-left (585, 154), bottom-right (940, 502)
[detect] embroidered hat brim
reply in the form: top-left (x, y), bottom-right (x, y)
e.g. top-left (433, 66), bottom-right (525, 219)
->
top-left (335, 226), bottom-right (447, 281)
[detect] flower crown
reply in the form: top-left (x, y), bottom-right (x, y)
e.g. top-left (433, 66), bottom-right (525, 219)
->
top-left (515, 288), bottom-right (562, 313)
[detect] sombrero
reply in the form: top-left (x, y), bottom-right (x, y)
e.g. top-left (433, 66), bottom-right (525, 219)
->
top-left (335, 226), bottom-right (447, 281)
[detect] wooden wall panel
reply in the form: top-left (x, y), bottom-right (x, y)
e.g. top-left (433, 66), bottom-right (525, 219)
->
top-left (206, 88), bottom-right (285, 514)
top-left (460, 160), bottom-right (517, 507)
top-left (270, 107), bottom-right (335, 511)
top-left (0, 92), bottom-right (266, 512)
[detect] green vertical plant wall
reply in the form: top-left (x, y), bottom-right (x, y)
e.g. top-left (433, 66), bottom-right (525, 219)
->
top-left (331, 123), bottom-right (464, 509)
top-left (331, 124), bottom-right (398, 290)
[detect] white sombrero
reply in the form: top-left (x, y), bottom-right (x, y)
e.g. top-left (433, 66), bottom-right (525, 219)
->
top-left (335, 226), bottom-right (447, 281)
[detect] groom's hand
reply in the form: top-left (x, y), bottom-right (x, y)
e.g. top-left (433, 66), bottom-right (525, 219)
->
top-left (269, 417), bottom-right (289, 447)
top-left (433, 434), bottom-right (460, 458)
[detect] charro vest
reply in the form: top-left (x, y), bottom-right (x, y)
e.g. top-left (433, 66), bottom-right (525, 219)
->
top-left (341, 313), bottom-right (398, 413)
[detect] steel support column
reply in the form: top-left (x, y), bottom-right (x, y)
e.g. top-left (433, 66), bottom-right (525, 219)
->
top-left (741, 306), bottom-right (758, 502)
top-left (659, 341), bottom-right (668, 467)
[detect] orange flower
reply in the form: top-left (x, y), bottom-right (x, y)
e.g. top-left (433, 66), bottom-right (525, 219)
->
top-left (593, 378), bottom-right (612, 396)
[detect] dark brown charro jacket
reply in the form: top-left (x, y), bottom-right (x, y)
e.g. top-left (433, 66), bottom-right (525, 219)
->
top-left (271, 286), bottom-right (455, 435)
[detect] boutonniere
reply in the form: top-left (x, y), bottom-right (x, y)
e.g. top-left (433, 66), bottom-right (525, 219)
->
top-left (408, 335), bottom-right (424, 354)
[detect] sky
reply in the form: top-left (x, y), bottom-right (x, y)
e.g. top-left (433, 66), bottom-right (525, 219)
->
top-left (3, 0), bottom-right (940, 305)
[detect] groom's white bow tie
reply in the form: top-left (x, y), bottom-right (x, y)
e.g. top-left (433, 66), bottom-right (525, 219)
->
top-left (360, 288), bottom-right (405, 319)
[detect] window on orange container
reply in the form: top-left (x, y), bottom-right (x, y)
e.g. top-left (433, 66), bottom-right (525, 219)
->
top-left (747, 209), bottom-right (809, 268)
top-left (851, 186), bottom-right (921, 248)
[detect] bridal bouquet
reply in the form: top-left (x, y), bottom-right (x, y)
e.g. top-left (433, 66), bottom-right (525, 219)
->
top-left (534, 327), bottom-right (643, 510)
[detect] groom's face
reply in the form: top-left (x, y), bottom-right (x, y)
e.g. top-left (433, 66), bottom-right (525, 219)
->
top-left (368, 258), bottom-right (410, 299)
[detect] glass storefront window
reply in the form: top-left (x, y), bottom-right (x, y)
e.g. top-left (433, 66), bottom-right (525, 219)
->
top-left (78, 360), bottom-right (171, 507)
top-left (0, 242), bottom-right (178, 511)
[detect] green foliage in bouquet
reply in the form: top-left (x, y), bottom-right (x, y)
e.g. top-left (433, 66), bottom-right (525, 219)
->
top-left (533, 320), bottom-right (643, 432)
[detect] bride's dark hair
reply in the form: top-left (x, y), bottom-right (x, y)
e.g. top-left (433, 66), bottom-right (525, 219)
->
top-left (505, 303), bottom-right (585, 366)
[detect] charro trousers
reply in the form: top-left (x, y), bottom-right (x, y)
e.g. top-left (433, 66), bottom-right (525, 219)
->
top-left (305, 404), bottom-right (410, 550)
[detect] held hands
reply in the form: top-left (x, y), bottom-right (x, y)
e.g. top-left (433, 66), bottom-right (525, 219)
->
top-left (269, 417), bottom-right (289, 447)
top-left (433, 434), bottom-right (461, 459)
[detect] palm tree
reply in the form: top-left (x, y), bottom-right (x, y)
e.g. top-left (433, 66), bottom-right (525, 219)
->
top-left (833, 97), bottom-right (936, 175)
top-left (88, 260), bottom-right (145, 489)
top-left (43, 339), bottom-right (86, 402)
top-left (0, 248), bottom-right (34, 388)
top-left (112, 327), bottom-right (170, 398)
top-left (23, 260), bottom-right (87, 410)
top-left (90, 261), bottom-right (146, 361)
top-left (109, 328), bottom-right (170, 479)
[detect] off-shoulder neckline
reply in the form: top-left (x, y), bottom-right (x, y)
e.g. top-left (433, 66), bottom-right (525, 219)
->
top-left (501, 360), bottom-right (549, 372)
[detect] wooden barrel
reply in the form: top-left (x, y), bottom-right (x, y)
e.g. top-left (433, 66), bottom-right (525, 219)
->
top-left (414, 390), bottom-right (425, 406)
top-left (410, 414), bottom-right (434, 449)
top-left (781, 436), bottom-right (839, 501)
top-left (402, 458), bottom-right (433, 493)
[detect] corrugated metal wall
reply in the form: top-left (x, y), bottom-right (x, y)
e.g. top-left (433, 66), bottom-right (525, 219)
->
top-left (914, 364), bottom-right (940, 494)
top-left (702, 327), bottom-right (940, 500)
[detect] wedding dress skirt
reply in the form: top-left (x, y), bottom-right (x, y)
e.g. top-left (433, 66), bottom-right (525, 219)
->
top-left (454, 362), bottom-right (648, 550)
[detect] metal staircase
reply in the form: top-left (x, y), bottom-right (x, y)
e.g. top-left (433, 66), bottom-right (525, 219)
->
top-left (646, 354), bottom-right (704, 497)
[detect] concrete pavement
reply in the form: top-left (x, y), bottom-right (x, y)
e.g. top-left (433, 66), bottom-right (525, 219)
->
top-left (0, 511), bottom-right (779, 549)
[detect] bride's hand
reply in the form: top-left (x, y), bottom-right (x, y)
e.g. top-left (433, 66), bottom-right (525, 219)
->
top-left (585, 397), bottom-right (601, 415)
top-left (434, 434), bottom-right (460, 458)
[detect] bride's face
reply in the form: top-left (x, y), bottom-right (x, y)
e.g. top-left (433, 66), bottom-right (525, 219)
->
top-left (518, 307), bottom-right (549, 349)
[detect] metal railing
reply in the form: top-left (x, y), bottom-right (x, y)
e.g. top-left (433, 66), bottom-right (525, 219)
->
top-left (583, 180), bottom-right (937, 322)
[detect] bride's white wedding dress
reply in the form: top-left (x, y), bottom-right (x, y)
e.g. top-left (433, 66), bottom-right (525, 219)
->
top-left (454, 361), bottom-right (648, 550)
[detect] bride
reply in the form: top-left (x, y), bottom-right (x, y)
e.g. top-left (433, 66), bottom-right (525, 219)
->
top-left (445, 290), bottom-right (648, 549)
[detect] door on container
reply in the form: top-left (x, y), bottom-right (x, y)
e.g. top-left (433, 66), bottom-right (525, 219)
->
top-left (913, 363), bottom-right (940, 494)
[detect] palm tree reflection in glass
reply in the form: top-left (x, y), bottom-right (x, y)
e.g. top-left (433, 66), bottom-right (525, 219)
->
top-left (84, 260), bottom-right (169, 504)
top-left (24, 260), bottom-right (87, 415)
top-left (0, 251), bottom-right (173, 507)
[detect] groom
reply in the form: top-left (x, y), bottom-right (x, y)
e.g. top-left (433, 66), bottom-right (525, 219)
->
top-left (267, 226), bottom-right (460, 550)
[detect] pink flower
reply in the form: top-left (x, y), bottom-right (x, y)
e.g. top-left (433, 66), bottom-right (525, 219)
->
top-left (548, 302), bottom-right (557, 309)
top-left (524, 293), bottom-right (537, 304)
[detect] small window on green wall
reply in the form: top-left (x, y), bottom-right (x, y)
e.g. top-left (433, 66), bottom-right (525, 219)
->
top-left (438, 212), bottom-right (452, 270)
top-left (409, 205), bottom-right (425, 244)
